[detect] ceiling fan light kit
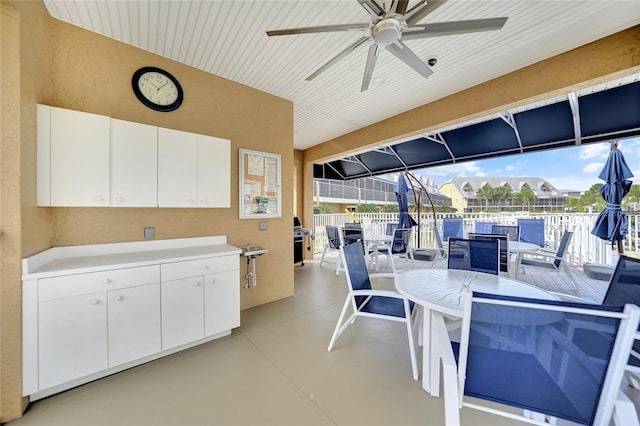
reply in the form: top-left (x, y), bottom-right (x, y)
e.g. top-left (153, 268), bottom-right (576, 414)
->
top-left (266, 0), bottom-right (507, 92)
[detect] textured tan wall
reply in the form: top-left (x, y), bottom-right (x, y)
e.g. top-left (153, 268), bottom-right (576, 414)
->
top-left (2, 1), bottom-right (293, 421)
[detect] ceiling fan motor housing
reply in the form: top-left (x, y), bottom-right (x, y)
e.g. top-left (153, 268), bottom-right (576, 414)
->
top-left (372, 18), bottom-right (401, 46)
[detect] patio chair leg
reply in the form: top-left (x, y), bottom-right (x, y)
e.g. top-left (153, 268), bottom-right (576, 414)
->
top-left (404, 299), bottom-right (419, 381)
top-left (328, 296), bottom-right (354, 351)
top-left (320, 246), bottom-right (328, 266)
top-left (335, 254), bottom-right (342, 276)
top-left (561, 263), bottom-right (579, 293)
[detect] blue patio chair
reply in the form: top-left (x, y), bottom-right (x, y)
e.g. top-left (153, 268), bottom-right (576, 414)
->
top-left (385, 222), bottom-right (399, 236)
top-left (375, 227), bottom-right (415, 273)
top-left (327, 242), bottom-right (419, 380)
top-left (447, 238), bottom-right (499, 275)
top-left (474, 221), bottom-right (497, 234)
top-left (319, 225), bottom-right (343, 275)
top-left (518, 218), bottom-right (545, 247)
top-left (437, 290), bottom-right (640, 426)
top-left (342, 223), bottom-right (364, 250)
top-left (491, 224), bottom-right (520, 242)
top-left (602, 255), bottom-right (640, 384)
top-left (443, 218), bottom-right (464, 240)
top-left (520, 231), bottom-right (577, 293)
top-left (468, 233), bottom-right (508, 274)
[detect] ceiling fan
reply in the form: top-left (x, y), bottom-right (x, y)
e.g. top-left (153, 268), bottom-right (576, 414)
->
top-left (266, 0), bottom-right (508, 92)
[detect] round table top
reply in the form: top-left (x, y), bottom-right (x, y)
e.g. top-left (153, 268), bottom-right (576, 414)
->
top-left (364, 234), bottom-right (393, 242)
top-left (395, 269), bottom-right (557, 317)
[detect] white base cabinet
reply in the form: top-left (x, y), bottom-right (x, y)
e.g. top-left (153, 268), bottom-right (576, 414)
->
top-left (22, 236), bottom-right (240, 401)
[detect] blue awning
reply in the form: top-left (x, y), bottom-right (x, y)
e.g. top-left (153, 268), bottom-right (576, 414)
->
top-left (315, 80), bottom-right (640, 180)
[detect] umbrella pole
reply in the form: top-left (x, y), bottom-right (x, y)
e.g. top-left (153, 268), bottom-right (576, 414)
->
top-left (610, 140), bottom-right (625, 255)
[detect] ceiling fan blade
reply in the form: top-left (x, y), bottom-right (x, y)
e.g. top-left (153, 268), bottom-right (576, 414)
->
top-left (402, 17), bottom-right (508, 40)
top-left (405, 0), bottom-right (446, 26)
top-left (306, 36), bottom-right (370, 81)
top-left (385, 41), bottom-right (434, 78)
top-left (266, 23), bottom-right (369, 36)
top-left (396, 0), bottom-right (410, 15)
top-left (361, 44), bottom-right (380, 92)
top-left (357, 0), bottom-right (385, 18)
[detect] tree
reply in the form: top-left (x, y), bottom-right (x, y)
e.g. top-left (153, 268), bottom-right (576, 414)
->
top-left (581, 183), bottom-right (606, 212)
top-left (313, 204), bottom-right (333, 214)
top-left (356, 204), bottom-right (380, 213)
top-left (476, 183), bottom-right (493, 210)
top-left (492, 186), bottom-right (513, 208)
top-left (625, 184), bottom-right (640, 210)
top-left (381, 204), bottom-right (399, 213)
top-left (512, 187), bottom-right (538, 210)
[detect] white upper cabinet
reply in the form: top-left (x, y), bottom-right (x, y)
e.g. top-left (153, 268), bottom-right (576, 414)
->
top-left (37, 105), bottom-right (230, 209)
top-left (158, 128), bottom-right (231, 208)
top-left (157, 127), bottom-right (198, 208)
top-left (197, 135), bottom-right (231, 208)
top-left (110, 119), bottom-right (158, 207)
top-left (47, 106), bottom-right (111, 206)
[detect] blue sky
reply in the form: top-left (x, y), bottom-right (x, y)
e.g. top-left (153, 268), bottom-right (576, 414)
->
top-left (416, 136), bottom-right (640, 192)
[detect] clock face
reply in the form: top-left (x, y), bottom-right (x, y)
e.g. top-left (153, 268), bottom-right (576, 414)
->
top-left (132, 67), bottom-right (183, 112)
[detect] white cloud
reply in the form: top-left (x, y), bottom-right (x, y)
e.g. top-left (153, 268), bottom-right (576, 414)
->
top-left (577, 143), bottom-right (609, 160)
top-left (421, 161), bottom-right (483, 177)
top-left (583, 162), bottom-right (604, 174)
top-left (505, 164), bottom-right (516, 171)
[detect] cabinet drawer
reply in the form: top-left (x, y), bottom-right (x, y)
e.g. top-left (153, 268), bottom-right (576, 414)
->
top-left (39, 266), bottom-right (160, 301)
top-left (161, 256), bottom-right (239, 282)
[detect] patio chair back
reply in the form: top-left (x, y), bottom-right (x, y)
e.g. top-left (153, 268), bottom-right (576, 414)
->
top-left (491, 224), bottom-right (520, 242)
top-left (342, 225), bottom-right (364, 249)
top-left (468, 233), bottom-right (508, 273)
top-left (326, 225), bottom-right (342, 250)
top-left (443, 218), bottom-right (464, 240)
top-left (517, 218), bottom-right (545, 247)
top-left (450, 291), bottom-right (640, 426)
top-left (447, 238), bottom-right (499, 275)
top-left (475, 221), bottom-right (497, 234)
top-left (553, 230), bottom-right (573, 268)
top-left (602, 255), bottom-right (640, 368)
top-left (385, 222), bottom-right (399, 236)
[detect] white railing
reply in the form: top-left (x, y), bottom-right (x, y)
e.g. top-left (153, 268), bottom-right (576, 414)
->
top-left (312, 212), bottom-right (640, 265)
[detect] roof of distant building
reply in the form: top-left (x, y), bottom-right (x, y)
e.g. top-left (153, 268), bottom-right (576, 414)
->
top-left (440, 177), bottom-right (563, 199)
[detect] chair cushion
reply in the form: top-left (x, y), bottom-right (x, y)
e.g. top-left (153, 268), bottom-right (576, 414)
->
top-left (583, 263), bottom-right (615, 281)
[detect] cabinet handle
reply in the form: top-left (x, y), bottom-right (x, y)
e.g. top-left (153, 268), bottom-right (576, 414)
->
top-left (90, 300), bottom-right (100, 305)
top-left (187, 198), bottom-right (195, 204)
top-left (115, 196), bottom-right (124, 202)
top-left (208, 279), bottom-right (215, 284)
top-left (113, 295), bottom-right (124, 301)
top-left (200, 199), bottom-right (209, 204)
top-left (200, 265), bottom-right (208, 270)
top-left (103, 278), bottom-right (111, 284)
top-left (95, 196), bottom-right (104, 201)
top-left (193, 282), bottom-right (201, 287)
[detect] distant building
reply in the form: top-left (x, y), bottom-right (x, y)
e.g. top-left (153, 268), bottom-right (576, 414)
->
top-left (314, 175), bottom-right (451, 212)
top-left (440, 177), bottom-right (566, 213)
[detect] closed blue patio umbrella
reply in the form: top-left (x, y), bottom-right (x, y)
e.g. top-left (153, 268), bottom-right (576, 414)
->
top-left (396, 174), bottom-right (417, 229)
top-left (591, 141), bottom-right (634, 253)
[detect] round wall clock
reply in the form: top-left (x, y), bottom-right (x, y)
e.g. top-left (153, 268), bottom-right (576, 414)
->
top-left (132, 67), bottom-right (184, 112)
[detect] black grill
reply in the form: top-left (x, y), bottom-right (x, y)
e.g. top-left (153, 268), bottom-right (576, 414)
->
top-left (293, 216), bottom-right (312, 266)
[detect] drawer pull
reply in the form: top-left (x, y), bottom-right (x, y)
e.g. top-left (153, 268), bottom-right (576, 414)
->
top-left (193, 282), bottom-right (201, 287)
top-left (209, 279), bottom-right (215, 284)
top-left (103, 279), bottom-right (111, 284)
top-left (95, 195), bottom-right (104, 202)
top-left (201, 265), bottom-right (208, 270)
top-left (113, 295), bottom-right (124, 301)
top-left (90, 300), bottom-right (100, 305)
top-left (115, 196), bottom-right (124, 202)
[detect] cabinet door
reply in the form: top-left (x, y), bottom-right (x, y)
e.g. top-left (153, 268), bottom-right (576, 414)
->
top-left (161, 276), bottom-right (204, 350)
top-left (39, 293), bottom-right (108, 390)
top-left (108, 283), bottom-right (161, 367)
top-left (49, 106), bottom-right (110, 206)
top-left (204, 270), bottom-right (240, 336)
top-left (110, 119), bottom-right (158, 207)
top-left (157, 127), bottom-right (197, 207)
top-left (197, 135), bottom-right (230, 208)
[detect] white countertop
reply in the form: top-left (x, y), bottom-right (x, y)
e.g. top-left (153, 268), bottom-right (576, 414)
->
top-left (23, 236), bottom-right (241, 279)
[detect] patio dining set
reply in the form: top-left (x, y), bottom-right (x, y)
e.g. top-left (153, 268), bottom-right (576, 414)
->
top-left (319, 219), bottom-right (640, 425)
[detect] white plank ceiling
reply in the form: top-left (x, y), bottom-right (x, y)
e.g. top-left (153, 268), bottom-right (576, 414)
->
top-left (43, 0), bottom-right (640, 150)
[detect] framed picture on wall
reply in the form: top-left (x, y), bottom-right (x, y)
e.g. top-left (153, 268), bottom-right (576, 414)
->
top-left (239, 149), bottom-right (281, 219)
